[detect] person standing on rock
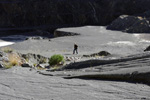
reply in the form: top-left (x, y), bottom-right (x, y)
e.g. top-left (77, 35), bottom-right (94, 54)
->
top-left (73, 43), bottom-right (78, 54)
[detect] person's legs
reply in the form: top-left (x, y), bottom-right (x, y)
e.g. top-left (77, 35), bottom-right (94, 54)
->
top-left (76, 49), bottom-right (78, 54)
top-left (73, 49), bottom-right (75, 54)
top-left (73, 49), bottom-right (78, 54)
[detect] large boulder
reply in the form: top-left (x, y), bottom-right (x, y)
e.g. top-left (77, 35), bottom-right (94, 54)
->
top-left (107, 15), bottom-right (139, 31)
top-left (107, 13), bottom-right (150, 33)
top-left (125, 19), bottom-right (150, 33)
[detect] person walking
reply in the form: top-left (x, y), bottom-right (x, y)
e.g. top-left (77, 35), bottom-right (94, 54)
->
top-left (73, 43), bottom-right (78, 54)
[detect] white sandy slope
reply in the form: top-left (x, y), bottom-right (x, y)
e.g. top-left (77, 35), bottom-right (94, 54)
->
top-left (0, 26), bottom-right (150, 100)
top-left (0, 40), bottom-right (14, 47)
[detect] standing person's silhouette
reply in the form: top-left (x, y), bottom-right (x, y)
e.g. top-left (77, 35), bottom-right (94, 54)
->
top-left (73, 43), bottom-right (78, 54)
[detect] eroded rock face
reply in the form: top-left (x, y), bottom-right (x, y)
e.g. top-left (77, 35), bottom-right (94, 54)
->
top-left (21, 53), bottom-right (49, 65)
top-left (107, 15), bottom-right (140, 31)
top-left (126, 19), bottom-right (150, 33)
top-left (107, 14), bottom-right (150, 33)
top-left (1, 0), bottom-right (150, 35)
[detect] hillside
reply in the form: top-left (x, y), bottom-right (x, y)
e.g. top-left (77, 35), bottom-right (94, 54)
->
top-left (1, 0), bottom-right (150, 35)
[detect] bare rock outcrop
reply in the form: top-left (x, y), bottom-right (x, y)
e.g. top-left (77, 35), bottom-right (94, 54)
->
top-left (107, 11), bottom-right (150, 33)
top-left (125, 18), bottom-right (150, 33)
top-left (107, 15), bottom-right (140, 31)
top-left (21, 53), bottom-right (49, 65)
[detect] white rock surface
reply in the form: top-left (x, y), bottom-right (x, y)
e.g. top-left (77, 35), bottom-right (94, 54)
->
top-left (0, 67), bottom-right (150, 100)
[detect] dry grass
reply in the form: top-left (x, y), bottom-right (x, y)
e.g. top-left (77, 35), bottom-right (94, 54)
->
top-left (4, 63), bottom-right (14, 69)
top-left (4, 53), bottom-right (23, 69)
top-left (8, 53), bottom-right (22, 66)
top-left (1, 47), bottom-right (13, 53)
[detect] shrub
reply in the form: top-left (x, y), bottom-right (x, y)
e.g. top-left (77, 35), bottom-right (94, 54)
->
top-left (3, 53), bottom-right (22, 69)
top-left (3, 53), bottom-right (23, 69)
top-left (49, 54), bottom-right (65, 66)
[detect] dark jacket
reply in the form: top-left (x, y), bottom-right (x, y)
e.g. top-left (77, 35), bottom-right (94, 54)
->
top-left (74, 44), bottom-right (78, 49)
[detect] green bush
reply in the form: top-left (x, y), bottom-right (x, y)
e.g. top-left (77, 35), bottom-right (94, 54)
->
top-left (49, 54), bottom-right (65, 66)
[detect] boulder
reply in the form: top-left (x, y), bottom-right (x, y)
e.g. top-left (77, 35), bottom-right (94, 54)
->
top-left (21, 63), bottom-right (31, 68)
top-left (125, 19), bottom-right (150, 33)
top-left (107, 15), bottom-right (139, 31)
top-left (97, 51), bottom-right (111, 56)
top-left (144, 45), bottom-right (150, 51)
top-left (0, 64), bottom-right (4, 68)
top-left (0, 52), bottom-right (3, 57)
top-left (107, 14), bottom-right (150, 33)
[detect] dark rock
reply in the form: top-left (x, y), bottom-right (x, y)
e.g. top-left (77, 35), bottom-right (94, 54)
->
top-left (125, 19), bottom-right (150, 33)
top-left (144, 45), bottom-right (150, 51)
top-left (136, 10), bottom-right (150, 18)
top-left (21, 63), bottom-right (31, 67)
top-left (0, 64), bottom-right (4, 68)
top-left (54, 30), bottom-right (80, 37)
top-left (107, 14), bottom-right (150, 33)
top-left (83, 51), bottom-right (111, 57)
top-left (1, 0), bottom-right (150, 35)
top-left (107, 15), bottom-right (139, 31)
top-left (97, 51), bottom-right (111, 56)
top-left (0, 52), bottom-right (4, 57)
top-left (35, 30), bottom-right (53, 37)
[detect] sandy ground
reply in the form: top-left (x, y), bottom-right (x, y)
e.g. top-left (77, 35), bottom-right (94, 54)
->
top-left (3, 26), bottom-right (149, 58)
top-left (0, 26), bottom-right (150, 100)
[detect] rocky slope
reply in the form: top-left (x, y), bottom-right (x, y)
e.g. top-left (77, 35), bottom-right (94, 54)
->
top-left (1, 0), bottom-right (150, 35)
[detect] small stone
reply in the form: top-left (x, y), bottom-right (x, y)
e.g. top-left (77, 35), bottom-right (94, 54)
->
top-left (21, 63), bottom-right (31, 67)
top-left (0, 64), bottom-right (4, 68)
